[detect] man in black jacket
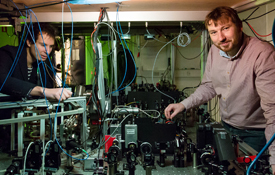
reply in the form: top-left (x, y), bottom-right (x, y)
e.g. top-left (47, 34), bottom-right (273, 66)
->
top-left (0, 23), bottom-right (72, 152)
top-left (0, 23), bottom-right (72, 101)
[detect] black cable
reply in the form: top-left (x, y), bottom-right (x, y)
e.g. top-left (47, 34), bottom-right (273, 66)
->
top-left (210, 107), bottom-right (220, 118)
top-left (244, 8), bottom-right (275, 21)
top-left (208, 99), bottom-right (218, 112)
top-left (91, 9), bottom-right (106, 118)
top-left (182, 81), bottom-right (201, 92)
top-left (244, 7), bottom-right (259, 21)
top-left (241, 7), bottom-right (275, 42)
top-left (137, 76), bottom-right (148, 84)
top-left (161, 65), bottom-right (170, 81)
top-left (176, 36), bottom-right (210, 60)
top-left (93, 9), bottom-right (105, 61)
top-left (92, 74), bottom-right (103, 117)
top-left (18, 1), bottom-right (69, 11)
top-left (244, 21), bottom-right (272, 43)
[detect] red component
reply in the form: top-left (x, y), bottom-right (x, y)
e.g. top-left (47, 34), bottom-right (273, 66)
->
top-left (91, 120), bottom-right (99, 125)
top-left (237, 155), bottom-right (257, 163)
top-left (156, 83), bottom-right (160, 88)
top-left (105, 135), bottom-right (115, 153)
top-left (137, 52), bottom-right (140, 57)
top-left (2, 27), bottom-right (7, 32)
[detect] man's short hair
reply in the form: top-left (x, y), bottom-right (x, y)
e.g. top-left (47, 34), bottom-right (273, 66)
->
top-left (26, 23), bottom-right (57, 44)
top-left (205, 6), bottom-right (243, 29)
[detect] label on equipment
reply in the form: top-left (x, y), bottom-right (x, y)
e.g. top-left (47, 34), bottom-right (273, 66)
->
top-left (127, 129), bottom-right (135, 134)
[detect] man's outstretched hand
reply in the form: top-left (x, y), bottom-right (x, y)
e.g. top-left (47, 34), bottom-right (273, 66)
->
top-left (31, 86), bottom-right (72, 101)
top-left (164, 103), bottom-right (185, 119)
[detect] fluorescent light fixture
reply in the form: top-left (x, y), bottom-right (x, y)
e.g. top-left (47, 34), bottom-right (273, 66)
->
top-left (68, 0), bottom-right (128, 4)
top-left (0, 24), bottom-right (13, 27)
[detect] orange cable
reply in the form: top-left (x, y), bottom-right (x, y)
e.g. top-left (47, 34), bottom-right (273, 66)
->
top-left (91, 9), bottom-right (104, 53)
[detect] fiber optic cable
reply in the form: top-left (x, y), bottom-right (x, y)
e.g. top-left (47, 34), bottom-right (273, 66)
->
top-left (8, 1), bottom-right (55, 94)
top-left (22, 142), bottom-right (34, 175)
top-left (116, 15), bottom-right (137, 91)
top-left (27, 9), bottom-right (62, 89)
top-left (0, 7), bottom-right (31, 91)
top-left (5, 3), bottom-right (55, 124)
top-left (272, 18), bottom-right (275, 46)
top-left (28, 14), bottom-right (54, 142)
top-left (10, 3), bottom-right (55, 151)
top-left (151, 36), bottom-right (178, 103)
top-left (111, 6), bottom-right (128, 91)
top-left (30, 9), bottom-right (61, 88)
top-left (52, 2), bottom-right (89, 161)
top-left (246, 132), bottom-right (275, 175)
top-left (9, 19), bottom-right (31, 76)
top-left (146, 24), bottom-right (193, 102)
top-left (42, 140), bottom-right (53, 175)
top-left (106, 4), bottom-right (137, 96)
top-left (9, 2), bottom-right (79, 161)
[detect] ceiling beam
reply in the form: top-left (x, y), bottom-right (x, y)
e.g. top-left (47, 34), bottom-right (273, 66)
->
top-left (25, 11), bottom-right (210, 23)
top-left (232, 0), bottom-right (275, 12)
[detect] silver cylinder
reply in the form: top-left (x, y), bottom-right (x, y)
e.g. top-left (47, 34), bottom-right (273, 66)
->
top-left (193, 152), bottom-right (197, 168)
top-left (74, 85), bottom-right (85, 96)
top-left (112, 107), bottom-right (139, 114)
top-left (145, 166), bottom-right (152, 175)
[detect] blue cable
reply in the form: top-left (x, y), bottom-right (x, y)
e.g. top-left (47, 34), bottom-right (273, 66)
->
top-left (272, 18), bottom-right (275, 46)
top-left (106, 4), bottom-right (137, 96)
top-left (29, 9), bottom-right (60, 90)
top-left (116, 17), bottom-right (137, 91)
top-left (7, 2), bottom-right (49, 90)
top-left (10, 0), bottom-right (88, 161)
top-left (28, 12), bottom-right (54, 142)
top-left (246, 132), bottom-right (275, 174)
top-left (30, 6), bottom-right (88, 160)
top-left (29, 21), bottom-right (48, 94)
top-left (9, 14), bottom-right (32, 76)
top-left (6, 2), bottom-right (55, 154)
top-left (7, 2), bottom-right (87, 160)
top-left (9, 3), bottom-right (55, 144)
top-left (237, 15), bottom-right (275, 175)
top-left (0, 25), bottom-right (28, 91)
top-left (246, 14), bottom-right (275, 166)
top-left (28, 6), bottom-right (86, 160)
top-left (30, 14), bottom-right (50, 88)
top-left (104, 6), bottom-right (127, 96)
top-left (36, 25), bottom-right (59, 85)
top-left (115, 6), bottom-right (128, 91)
top-left (0, 4), bottom-right (30, 91)
top-left (4, 4), bottom-right (50, 96)
top-left (53, 2), bottom-right (89, 161)
top-left (0, 10), bottom-right (36, 106)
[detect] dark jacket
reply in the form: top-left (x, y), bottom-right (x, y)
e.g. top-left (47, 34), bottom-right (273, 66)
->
top-left (0, 45), bottom-right (54, 100)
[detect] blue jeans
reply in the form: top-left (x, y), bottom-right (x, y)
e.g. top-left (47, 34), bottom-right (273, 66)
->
top-left (222, 120), bottom-right (266, 152)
